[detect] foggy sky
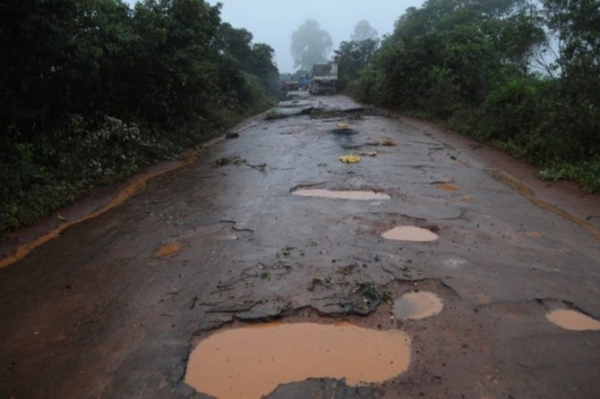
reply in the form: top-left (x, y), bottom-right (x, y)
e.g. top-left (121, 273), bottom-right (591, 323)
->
top-left (208, 0), bottom-right (425, 73)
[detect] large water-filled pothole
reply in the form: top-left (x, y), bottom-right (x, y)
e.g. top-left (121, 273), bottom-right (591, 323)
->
top-left (546, 309), bottom-right (600, 331)
top-left (382, 226), bottom-right (438, 242)
top-left (185, 322), bottom-right (411, 399)
top-left (394, 291), bottom-right (444, 320)
top-left (293, 188), bottom-right (391, 200)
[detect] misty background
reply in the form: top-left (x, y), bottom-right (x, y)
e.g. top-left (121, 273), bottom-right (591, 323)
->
top-left (125, 0), bottom-right (425, 73)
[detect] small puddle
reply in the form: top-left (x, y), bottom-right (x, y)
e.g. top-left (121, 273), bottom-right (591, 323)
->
top-left (436, 183), bottom-right (460, 192)
top-left (394, 291), bottom-right (444, 320)
top-left (293, 189), bottom-right (391, 201)
top-left (154, 243), bottom-right (183, 257)
top-left (382, 226), bottom-right (438, 242)
top-left (185, 322), bottom-right (411, 399)
top-left (546, 309), bottom-right (600, 331)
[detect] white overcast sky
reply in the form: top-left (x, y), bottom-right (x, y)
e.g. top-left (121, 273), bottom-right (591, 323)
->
top-left (125, 0), bottom-right (426, 73)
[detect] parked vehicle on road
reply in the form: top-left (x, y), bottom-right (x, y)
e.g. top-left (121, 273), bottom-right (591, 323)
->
top-left (309, 61), bottom-right (338, 95)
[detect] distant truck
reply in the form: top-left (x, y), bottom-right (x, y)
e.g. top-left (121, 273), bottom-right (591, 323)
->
top-left (280, 80), bottom-right (300, 92)
top-left (279, 73), bottom-right (300, 92)
top-left (309, 62), bottom-right (338, 95)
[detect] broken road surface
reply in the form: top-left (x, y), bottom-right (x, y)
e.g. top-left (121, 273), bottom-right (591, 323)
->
top-left (1, 93), bottom-right (600, 398)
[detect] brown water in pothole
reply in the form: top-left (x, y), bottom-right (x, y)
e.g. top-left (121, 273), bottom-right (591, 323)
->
top-left (394, 291), bottom-right (444, 320)
top-left (153, 243), bottom-right (182, 257)
top-left (293, 189), bottom-right (391, 200)
top-left (546, 309), bottom-right (600, 331)
top-left (185, 322), bottom-right (411, 399)
top-left (382, 226), bottom-right (438, 242)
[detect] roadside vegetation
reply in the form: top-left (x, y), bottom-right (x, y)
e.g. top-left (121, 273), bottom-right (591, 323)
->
top-left (0, 0), bottom-right (279, 235)
top-left (337, 0), bottom-right (600, 193)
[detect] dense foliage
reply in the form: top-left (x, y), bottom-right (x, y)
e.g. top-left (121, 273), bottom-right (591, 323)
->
top-left (344, 0), bottom-right (600, 192)
top-left (0, 0), bottom-right (279, 235)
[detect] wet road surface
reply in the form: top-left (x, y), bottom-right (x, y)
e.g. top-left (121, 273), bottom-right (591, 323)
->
top-left (1, 93), bottom-right (600, 398)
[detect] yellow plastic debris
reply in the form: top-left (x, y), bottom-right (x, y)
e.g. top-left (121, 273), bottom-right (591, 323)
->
top-left (338, 155), bottom-right (361, 163)
top-left (336, 123), bottom-right (349, 130)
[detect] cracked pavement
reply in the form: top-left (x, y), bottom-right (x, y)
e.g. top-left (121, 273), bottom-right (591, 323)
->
top-left (1, 93), bottom-right (600, 398)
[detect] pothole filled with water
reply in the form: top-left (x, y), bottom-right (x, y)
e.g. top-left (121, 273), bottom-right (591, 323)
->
top-left (394, 291), bottom-right (444, 320)
top-left (293, 188), bottom-right (391, 201)
top-left (185, 322), bottom-right (411, 399)
top-left (546, 309), bottom-right (600, 331)
top-left (382, 226), bottom-right (438, 242)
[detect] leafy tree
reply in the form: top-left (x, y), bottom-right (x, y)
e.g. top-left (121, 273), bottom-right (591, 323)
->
top-left (492, 6), bottom-right (549, 75)
top-left (542, 0), bottom-right (600, 73)
top-left (290, 19), bottom-right (333, 71)
top-left (351, 20), bottom-right (378, 41)
top-left (219, 23), bottom-right (254, 67)
top-left (539, 0), bottom-right (600, 158)
top-left (337, 39), bottom-right (379, 91)
top-left (217, 23), bottom-right (278, 92)
top-left (247, 43), bottom-right (280, 92)
top-left (360, 0), bottom-right (546, 109)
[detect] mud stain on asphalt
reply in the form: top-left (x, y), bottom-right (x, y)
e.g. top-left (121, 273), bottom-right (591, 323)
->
top-left (185, 322), bottom-right (411, 399)
top-left (0, 152), bottom-right (199, 269)
top-left (154, 243), bottom-right (183, 257)
top-left (293, 189), bottom-right (391, 201)
top-left (493, 170), bottom-right (600, 242)
top-left (382, 226), bottom-right (438, 242)
top-left (436, 183), bottom-right (461, 192)
top-left (520, 231), bottom-right (542, 239)
top-left (394, 291), bottom-right (444, 320)
top-left (546, 309), bottom-right (600, 331)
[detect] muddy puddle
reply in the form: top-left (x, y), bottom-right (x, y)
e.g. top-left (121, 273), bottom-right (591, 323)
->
top-left (546, 309), bottom-right (600, 331)
top-left (185, 322), bottom-right (411, 399)
top-left (394, 291), bottom-right (444, 320)
top-left (293, 188), bottom-right (391, 201)
top-left (382, 226), bottom-right (438, 242)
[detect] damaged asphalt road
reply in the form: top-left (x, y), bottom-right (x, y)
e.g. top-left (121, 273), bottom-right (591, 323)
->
top-left (1, 93), bottom-right (600, 399)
